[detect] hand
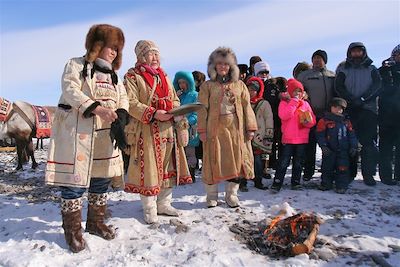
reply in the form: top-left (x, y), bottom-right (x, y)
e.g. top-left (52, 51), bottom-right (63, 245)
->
top-left (154, 110), bottom-right (173, 121)
top-left (247, 131), bottom-right (255, 141)
top-left (321, 146), bottom-right (332, 156)
top-left (351, 98), bottom-right (364, 109)
top-left (199, 132), bottom-right (207, 142)
top-left (174, 115), bottom-right (184, 122)
top-left (279, 92), bottom-right (291, 101)
top-left (349, 148), bottom-right (358, 158)
top-left (93, 106), bottom-right (118, 123)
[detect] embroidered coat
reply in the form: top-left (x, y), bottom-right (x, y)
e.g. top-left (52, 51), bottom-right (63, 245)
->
top-left (124, 66), bottom-right (191, 196)
top-left (45, 57), bottom-right (129, 187)
top-left (198, 80), bottom-right (258, 184)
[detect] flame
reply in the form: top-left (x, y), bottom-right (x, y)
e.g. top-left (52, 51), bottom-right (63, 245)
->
top-left (264, 215), bottom-right (282, 235)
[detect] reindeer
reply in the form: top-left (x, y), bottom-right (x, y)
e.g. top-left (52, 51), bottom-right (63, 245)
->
top-left (1, 100), bottom-right (55, 170)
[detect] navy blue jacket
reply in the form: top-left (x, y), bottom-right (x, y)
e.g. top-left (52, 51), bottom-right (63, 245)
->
top-left (316, 112), bottom-right (358, 152)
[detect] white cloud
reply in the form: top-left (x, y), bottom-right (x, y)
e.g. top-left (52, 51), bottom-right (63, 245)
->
top-left (0, 0), bottom-right (398, 104)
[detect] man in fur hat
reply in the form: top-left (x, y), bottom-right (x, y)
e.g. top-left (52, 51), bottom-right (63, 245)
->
top-left (198, 47), bottom-right (257, 208)
top-left (45, 24), bottom-right (129, 253)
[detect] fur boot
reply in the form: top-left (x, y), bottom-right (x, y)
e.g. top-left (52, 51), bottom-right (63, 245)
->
top-left (140, 195), bottom-right (158, 224)
top-left (157, 188), bottom-right (180, 216)
top-left (86, 193), bottom-right (115, 240)
top-left (204, 183), bottom-right (218, 208)
top-left (61, 198), bottom-right (85, 253)
top-left (225, 182), bottom-right (240, 208)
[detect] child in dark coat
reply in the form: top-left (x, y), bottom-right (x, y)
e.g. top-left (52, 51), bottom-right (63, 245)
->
top-left (316, 98), bottom-right (358, 193)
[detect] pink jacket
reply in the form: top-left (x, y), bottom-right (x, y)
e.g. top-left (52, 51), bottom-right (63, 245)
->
top-left (278, 98), bottom-right (316, 144)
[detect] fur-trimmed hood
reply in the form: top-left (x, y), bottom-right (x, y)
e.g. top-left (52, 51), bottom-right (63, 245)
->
top-left (173, 71), bottom-right (196, 93)
top-left (207, 47), bottom-right (240, 82)
top-left (85, 24), bottom-right (125, 70)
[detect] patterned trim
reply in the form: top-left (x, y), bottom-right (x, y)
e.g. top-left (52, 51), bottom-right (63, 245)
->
top-left (164, 171), bottom-right (177, 180)
top-left (152, 121), bottom-right (164, 184)
top-left (88, 192), bottom-right (107, 206)
top-left (141, 106), bottom-right (156, 124)
top-left (125, 183), bottom-right (161, 196)
top-left (139, 136), bottom-right (145, 186)
top-left (61, 198), bottom-right (83, 213)
top-left (178, 175), bottom-right (193, 185)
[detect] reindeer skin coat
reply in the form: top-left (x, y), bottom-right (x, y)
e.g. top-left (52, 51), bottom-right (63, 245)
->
top-left (45, 57), bottom-right (129, 187)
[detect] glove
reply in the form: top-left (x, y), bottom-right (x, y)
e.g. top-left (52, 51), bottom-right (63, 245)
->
top-left (110, 109), bottom-right (130, 151)
top-left (349, 148), bottom-right (358, 158)
top-left (321, 146), bottom-right (332, 156)
top-left (351, 98), bottom-right (364, 109)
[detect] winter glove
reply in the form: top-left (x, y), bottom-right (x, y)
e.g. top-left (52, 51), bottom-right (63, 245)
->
top-left (351, 98), bottom-right (365, 109)
top-left (321, 146), bottom-right (332, 156)
top-left (110, 109), bottom-right (130, 151)
top-left (349, 148), bottom-right (358, 158)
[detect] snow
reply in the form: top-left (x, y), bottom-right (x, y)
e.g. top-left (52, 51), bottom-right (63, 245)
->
top-left (1, 146), bottom-right (400, 267)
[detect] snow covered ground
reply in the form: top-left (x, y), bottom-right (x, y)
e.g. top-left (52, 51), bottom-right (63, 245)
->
top-left (1, 145), bottom-right (400, 267)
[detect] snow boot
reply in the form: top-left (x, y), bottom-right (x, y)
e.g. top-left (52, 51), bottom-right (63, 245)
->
top-left (61, 198), bottom-right (85, 253)
top-left (204, 183), bottom-right (218, 208)
top-left (86, 193), bottom-right (115, 240)
top-left (140, 195), bottom-right (158, 224)
top-left (225, 182), bottom-right (240, 208)
top-left (157, 188), bottom-right (180, 216)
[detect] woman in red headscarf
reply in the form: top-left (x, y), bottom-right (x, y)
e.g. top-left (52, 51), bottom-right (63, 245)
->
top-left (124, 40), bottom-right (192, 224)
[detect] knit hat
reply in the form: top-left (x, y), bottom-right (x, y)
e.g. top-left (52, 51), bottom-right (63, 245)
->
top-left (391, 44), bottom-right (400, 59)
top-left (330, 97), bottom-right (347, 109)
top-left (254, 61), bottom-right (271, 76)
top-left (135, 40), bottom-right (160, 58)
top-left (85, 24), bottom-right (125, 70)
top-left (238, 64), bottom-right (248, 74)
top-left (286, 78), bottom-right (304, 97)
top-left (312, 49), bottom-right (328, 64)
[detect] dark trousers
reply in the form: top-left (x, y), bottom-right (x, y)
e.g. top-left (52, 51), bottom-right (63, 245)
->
top-left (241, 154), bottom-right (264, 187)
top-left (321, 150), bottom-right (350, 190)
top-left (379, 123), bottom-right (400, 181)
top-left (303, 125), bottom-right (317, 178)
top-left (348, 109), bottom-right (378, 179)
top-left (273, 144), bottom-right (307, 186)
top-left (269, 128), bottom-right (282, 170)
top-left (60, 178), bottom-right (112, 199)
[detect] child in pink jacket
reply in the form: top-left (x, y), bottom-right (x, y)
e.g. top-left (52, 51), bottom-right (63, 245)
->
top-left (270, 78), bottom-right (316, 192)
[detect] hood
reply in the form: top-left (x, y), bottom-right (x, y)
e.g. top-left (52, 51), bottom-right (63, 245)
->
top-left (173, 71), bottom-right (196, 93)
top-left (346, 42), bottom-right (373, 67)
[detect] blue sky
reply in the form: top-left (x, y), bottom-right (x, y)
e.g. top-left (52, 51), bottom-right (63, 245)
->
top-left (0, 0), bottom-right (399, 105)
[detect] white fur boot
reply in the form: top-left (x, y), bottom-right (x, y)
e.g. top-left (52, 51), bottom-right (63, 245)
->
top-left (204, 183), bottom-right (218, 208)
top-left (156, 188), bottom-right (180, 216)
top-left (140, 195), bottom-right (158, 224)
top-left (225, 182), bottom-right (240, 208)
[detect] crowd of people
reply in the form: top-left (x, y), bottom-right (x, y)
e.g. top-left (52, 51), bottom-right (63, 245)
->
top-left (43, 24), bottom-right (399, 253)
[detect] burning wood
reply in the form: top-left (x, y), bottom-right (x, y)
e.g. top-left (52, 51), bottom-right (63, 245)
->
top-left (230, 212), bottom-right (323, 257)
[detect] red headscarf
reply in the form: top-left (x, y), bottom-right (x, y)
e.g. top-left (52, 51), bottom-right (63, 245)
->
top-left (135, 63), bottom-right (173, 111)
top-left (246, 76), bottom-right (265, 104)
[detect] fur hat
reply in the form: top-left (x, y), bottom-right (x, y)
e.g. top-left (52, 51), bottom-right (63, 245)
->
top-left (207, 47), bottom-right (240, 82)
top-left (135, 40), bottom-right (160, 59)
top-left (85, 24), bottom-right (125, 70)
top-left (254, 61), bottom-right (271, 76)
top-left (312, 49), bottom-right (328, 64)
top-left (330, 97), bottom-right (347, 109)
top-left (286, 78), bottom-right (304, 97)
top-left (293, 61), bottom-right (311, 79)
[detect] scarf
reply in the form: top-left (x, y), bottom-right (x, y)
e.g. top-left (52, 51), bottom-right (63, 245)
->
top-left (135, 64), bottom-right (173, 111)
top-left (82, 59), bottom-right (118, 85)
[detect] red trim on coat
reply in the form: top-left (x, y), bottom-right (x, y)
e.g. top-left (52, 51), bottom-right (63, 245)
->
top-left (47, 160), bottom-right (74, 166)
top-left (124, 183), bottom-right (161, 196)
